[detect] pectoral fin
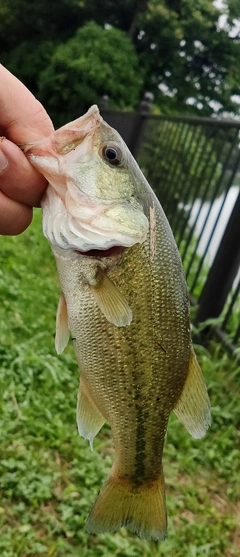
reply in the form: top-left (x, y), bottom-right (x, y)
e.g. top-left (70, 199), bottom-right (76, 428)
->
top-left (77, 377), bottom-right (105, 450)
top-left (173, 348), bottom-right (211, 439)
top-left (55, 293), bottom-right (70, 354)
top-left (90, 271), bottom-right (132, 327)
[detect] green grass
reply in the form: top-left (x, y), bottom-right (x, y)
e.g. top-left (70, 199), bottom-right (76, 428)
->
top-left (0, 210), bottom-right (239, 557)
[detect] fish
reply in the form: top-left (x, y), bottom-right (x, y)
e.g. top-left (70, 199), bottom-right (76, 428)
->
top-left (23, 105), bottom-right (211, 541)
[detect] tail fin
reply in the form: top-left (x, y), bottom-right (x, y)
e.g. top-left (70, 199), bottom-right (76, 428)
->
top-left (86, 472), bottom-right (167, 540)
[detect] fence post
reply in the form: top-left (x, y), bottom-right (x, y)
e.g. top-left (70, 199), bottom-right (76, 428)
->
top-left (99, 92), bottom-right (154, 155)
top-left (128, 92), bottom-right (154, 157)
top-left (99, 95), bottom-right (109, 111)
top-left (196, 189), bottom-right (240, 324)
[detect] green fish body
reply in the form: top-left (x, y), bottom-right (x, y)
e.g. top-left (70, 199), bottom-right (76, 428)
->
top-left (24, 106), bottom-right (211, 540)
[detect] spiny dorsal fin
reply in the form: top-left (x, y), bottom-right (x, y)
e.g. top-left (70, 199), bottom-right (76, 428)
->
top-left (77, 377), bottom-right (105, 450)
top-left (173, 347), bottom-right (211, 439)
top-left (90, 272), bottom-right (132, 327)
top-left (55, 293), bottom-right (70, 354)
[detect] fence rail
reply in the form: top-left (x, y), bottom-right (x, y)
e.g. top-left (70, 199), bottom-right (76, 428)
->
top-left (101, 108), bottom-right (240, 356)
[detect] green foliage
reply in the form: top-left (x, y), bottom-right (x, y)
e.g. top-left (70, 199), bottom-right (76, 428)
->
top-left (221, 289), bottom-right (240, 346)
top-left (0, 0), bottom-right (84, 47)
top-left (37, 22), bottom-right (143, 126)
top-left (1, 40), bottom-right (57, 95)
top-left (136, 0), bottom-right (240, 116)
top-left (0, 211), bottom-right (240, 555)
top-left (2, 0), bottom-right (240, 119)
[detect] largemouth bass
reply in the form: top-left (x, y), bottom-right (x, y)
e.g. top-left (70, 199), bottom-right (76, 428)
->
top-left (24, 106), bottom-right (210, 540)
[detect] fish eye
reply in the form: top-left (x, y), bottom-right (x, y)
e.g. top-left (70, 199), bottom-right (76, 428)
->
top-left (102, 145), bottom-right (123, 166)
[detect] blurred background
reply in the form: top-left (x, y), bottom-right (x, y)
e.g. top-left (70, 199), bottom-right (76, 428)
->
top-left (1, 0), bottom-right (240, 126)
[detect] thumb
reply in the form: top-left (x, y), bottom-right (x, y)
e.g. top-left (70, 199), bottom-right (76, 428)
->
top-left (0, 65), bottom-right (54, 144)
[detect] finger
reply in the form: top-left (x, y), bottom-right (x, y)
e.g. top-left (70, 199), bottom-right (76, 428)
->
top-left (0, 138), bottom-right (48, 207)
top-left (0, 190), bottom-right (33, 235)
top-left (0, 64), bottom-right (54, 143)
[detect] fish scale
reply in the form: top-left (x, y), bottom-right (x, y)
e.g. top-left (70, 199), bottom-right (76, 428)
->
top-left (56, 223), bottom-right (190, 483)
top-left (23, 105), bottom-right (211, 540)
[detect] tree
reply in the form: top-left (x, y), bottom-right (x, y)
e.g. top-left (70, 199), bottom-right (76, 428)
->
top-left (134, 0), bottom-right (240, 116)
top-left (1, 0), bottom-right (240, 118)
top-left (37, 22), bottom-right (143, 126)
top-left (1, 41), bottom-right (56, 95)
top-left (0, 0), bottom-right (85, 48)
top-left (81, 0), bottom-right (148, 38)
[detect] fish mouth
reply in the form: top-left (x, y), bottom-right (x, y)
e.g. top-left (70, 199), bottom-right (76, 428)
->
top-left (74, 245), bottom-right (125, 258)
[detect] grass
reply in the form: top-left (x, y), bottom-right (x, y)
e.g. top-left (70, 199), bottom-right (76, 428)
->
top-left (0, 210), bottom-right (239, 557)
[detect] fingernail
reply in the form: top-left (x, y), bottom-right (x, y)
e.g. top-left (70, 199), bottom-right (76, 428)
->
top-left (0, 148), bottom-right (8, 173)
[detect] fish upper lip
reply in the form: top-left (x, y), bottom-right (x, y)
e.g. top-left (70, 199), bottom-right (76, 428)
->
top-left (74, 245), bottom-right (125, 258)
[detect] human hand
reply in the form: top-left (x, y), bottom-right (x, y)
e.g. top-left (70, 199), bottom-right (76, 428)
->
top-left (0, 64), bottom-right (54, 235)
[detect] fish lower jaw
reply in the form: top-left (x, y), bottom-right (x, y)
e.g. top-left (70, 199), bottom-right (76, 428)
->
top-left (50, 243), bottom-right (126, 262)
top-left (74, 245), bottom-right (125, 258)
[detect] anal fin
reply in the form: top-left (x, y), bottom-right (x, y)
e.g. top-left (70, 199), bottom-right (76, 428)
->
top-left (55, 293), bottom-right (70, 354)
top-left (90, 271), bottom-right (132, 327)
top-left (77, 377), bottom-right (105, 450)
top-left (173, 347), bottom-right (211, 439)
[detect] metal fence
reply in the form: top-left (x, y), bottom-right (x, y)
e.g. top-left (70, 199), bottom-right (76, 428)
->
top-left (101, 109), bottom-right (240, 356)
